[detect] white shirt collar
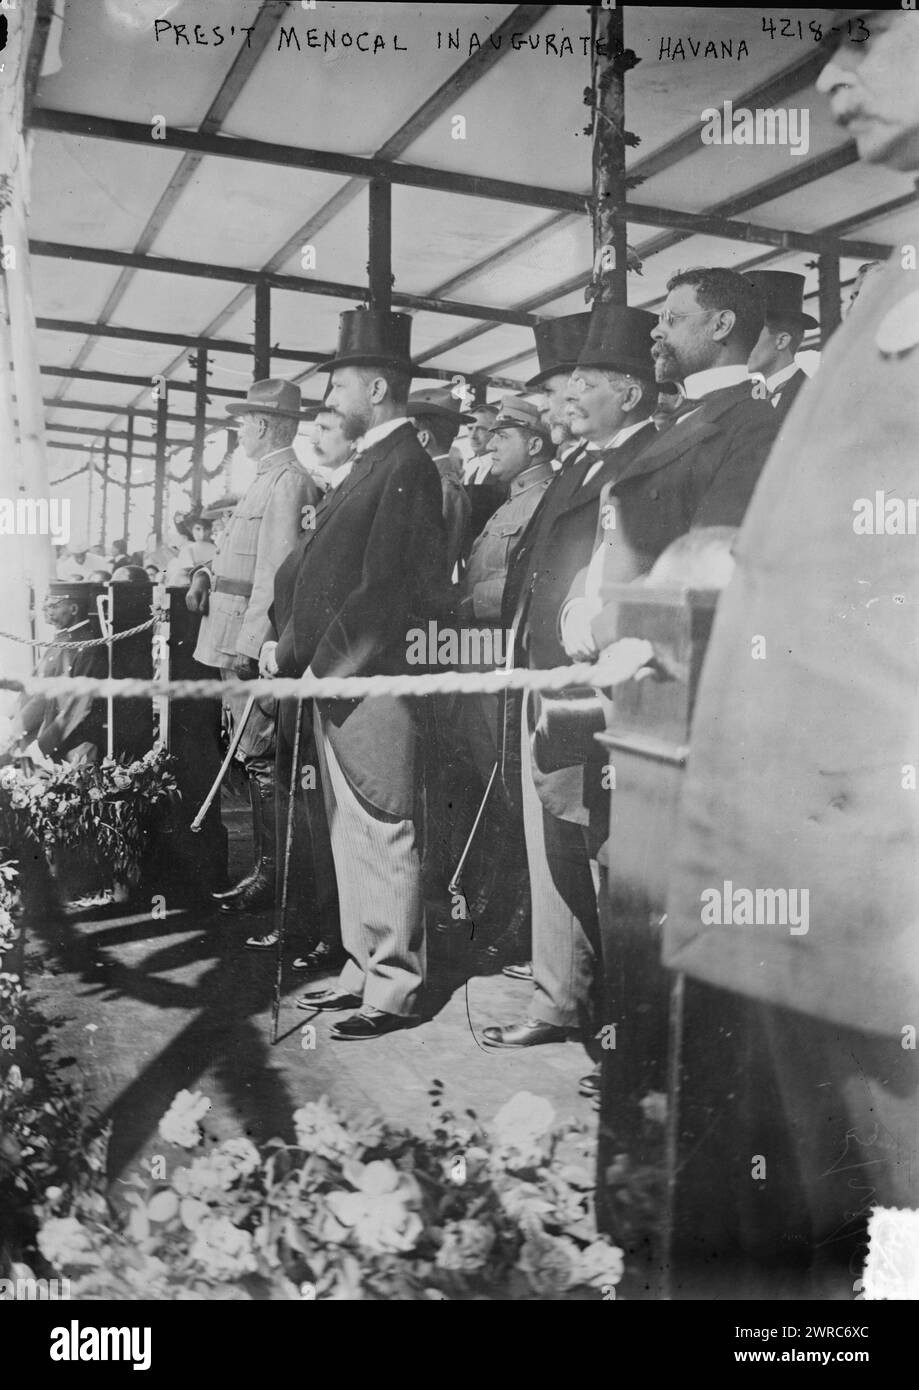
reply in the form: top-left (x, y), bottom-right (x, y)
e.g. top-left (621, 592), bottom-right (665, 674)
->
top-left (584, 418), bottom-right (650, 452)
top-left (764, 361), bottom-right (800, 393)
top-left (682, 364), bottom-right (751, 401)
top-left (355, 416), bottom-right (408, 454)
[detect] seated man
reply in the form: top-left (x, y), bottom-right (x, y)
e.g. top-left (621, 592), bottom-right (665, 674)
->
top-left (4, 584), bottom-right (108, 765)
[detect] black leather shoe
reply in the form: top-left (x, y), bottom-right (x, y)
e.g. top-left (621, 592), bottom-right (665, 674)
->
top-left (578, 1068), bottom-right (601, 1098)
top-left (211, 865), bottom-right (261, 902)
top-left (244, 930), bottom-right (278, 950)
top-left (218, 865), bottom-right (275, 914)
top-left (295, 988), bottom-right (362, 1012)
top-left (330, 1010), bottom-right (417, 1040)
top-left (292, 942), bottom-right (347, 975)
top-left (501, 961), bottom-right (533, 981)
top-left (481, 1018), bottom-right (573, 1048)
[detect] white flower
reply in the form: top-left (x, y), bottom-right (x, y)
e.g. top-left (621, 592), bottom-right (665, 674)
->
top-left (173, 1138), bottom-right (260, 1199)
top-left (189, 1216), bottom-right (257, 1279)
top-left (158, 1089), bottom-right (212, 1148)
top-left (37, 1217), bottom-right (100, 1270)
top-left (147, 1189), bottom-right (179, 1223)
top-left (491, 1092), bottom-right (556, 1170)
top-left (577, 1239), bottom-right (624, 1290)
top-left (180, 1197), bottom-right (211, 1231)
top-left (293, 1096), bottom-right (357, 1161)
top-left (6, 1064), bottom-right (23, 1088)
top-left (435, 1219), bottom-right (495, 1273)
top-left (517, 1229), bottom-right (580, 1297)
top-left (325, 1160), bottom-right (424, 1255)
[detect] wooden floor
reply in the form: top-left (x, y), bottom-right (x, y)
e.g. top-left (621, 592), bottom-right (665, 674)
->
top-left (26, 803), bottom-right (594, 1178)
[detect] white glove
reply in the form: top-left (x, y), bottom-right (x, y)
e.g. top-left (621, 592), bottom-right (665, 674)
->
top-left (560, 597), bottom-right (599, 662)
top-left (591, 638), bottom-right (655, 689)
top-left (258, 640), bottom-right (279, 678)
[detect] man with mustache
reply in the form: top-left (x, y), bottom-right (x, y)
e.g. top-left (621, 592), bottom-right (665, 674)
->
top-left (262, 309), bottom-right (449, 1040)
top-left (662, 9), bottom-right (919, 1294)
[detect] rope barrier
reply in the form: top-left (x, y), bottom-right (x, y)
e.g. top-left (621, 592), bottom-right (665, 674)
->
top-left (0, 661), bottom-right (619, 702)
top-left (0, 614), bottom-right (163, 651)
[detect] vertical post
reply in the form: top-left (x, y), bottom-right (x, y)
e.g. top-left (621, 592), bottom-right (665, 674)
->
top-left (86, 443), bottom-right (95, 543)
top-left (818, 253), bottom-right (842, 344)
top-left (122, 413), bottom-right (134, 546)
top-left (192, 350), bottom-right (208, 508)
top-left (0, 0), bottom-right (54, 612)
top-left (0, 264), bottom-right (31, 687)
top-left (589, 4), bottom-right (635, 305)
top-left (99, 434), bottom-right (110, 553)
top-left (153, 385), bottom-right (169, 543)
top-left (368, 179), bottom-right (393, 313)
top-left (254, 279), bottom-right (271, 380)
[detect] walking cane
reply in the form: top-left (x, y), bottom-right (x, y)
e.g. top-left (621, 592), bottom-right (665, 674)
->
top-left (190, 692), bottom-right (256, 832)
top-left (447, 616), bottom-right (519, 896)
top-left (271, 698), bottom-right (304, 1045)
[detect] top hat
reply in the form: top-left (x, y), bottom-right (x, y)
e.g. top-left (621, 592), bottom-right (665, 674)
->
top-left (575, 303), bottom-right (657, 380)
top-left (489, 394), bottom-right (547, 434)
top-left (318, 308), bottom-right (414, 373)
top-left (526, 312), bottom-right (592, 388)
top-left (406, 387), bottom-right (475, 424)
top-left (224, 378), bottom-right (304, 420)
top-left (745, 272), bottom-right (818, 331)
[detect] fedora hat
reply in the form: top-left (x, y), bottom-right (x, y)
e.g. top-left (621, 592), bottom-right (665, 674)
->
top-left (318, 308), bottom-right (414, 373)
top-left (225, 378), bottom-right (304, 420)
top-left (575, 303), bottom-right (658, 380)
top-left (526, 313), bottom-right (592, 388)
top-left (745, 271), bottom-right (818, 331)
top-left (406, 386), bottom-right (475, 424)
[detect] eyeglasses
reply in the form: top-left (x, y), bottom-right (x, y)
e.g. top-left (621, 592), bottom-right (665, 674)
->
top-left (655, 308), bottom-right (715, 328)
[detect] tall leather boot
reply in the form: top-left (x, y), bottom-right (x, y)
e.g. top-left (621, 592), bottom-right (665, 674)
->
top-left (211, 773), bottom-right (263, 902)
top-left (220, 759), bottom-right (277, 914)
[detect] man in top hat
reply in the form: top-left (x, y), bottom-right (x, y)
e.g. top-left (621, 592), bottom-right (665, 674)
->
top-left (745, 270), bottom-right (817, 421)
top-left (526, 312), bottom-right (592, 466)
top-left (483, 304), bottom-right (659, 1054)
top-left (262, 308), bottom-right (449, 1040)
top-left (3, 585), bottom-right (107, 766)
top-left (407, 387), bottom-right (474, 576)
top-left (186, 378), bottom-right (321, 919)
top-left (659, 8), bottom-right (919, 1294)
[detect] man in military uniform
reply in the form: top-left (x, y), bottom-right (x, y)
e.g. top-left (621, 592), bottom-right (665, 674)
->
top-left (186, 378), bottom-right (321, 917)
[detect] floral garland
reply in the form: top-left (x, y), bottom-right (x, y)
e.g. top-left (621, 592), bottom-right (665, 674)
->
top-left (34, 1085), bottom-right (626, 1301)
top-left (0, 747), bottom-right (179, 891)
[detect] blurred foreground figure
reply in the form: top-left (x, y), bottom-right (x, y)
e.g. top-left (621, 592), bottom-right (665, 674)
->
top-left (663, 9), bottom-right (919, 1296)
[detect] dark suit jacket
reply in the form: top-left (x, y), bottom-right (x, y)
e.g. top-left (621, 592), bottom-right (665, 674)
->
top-left (770, 367), bottom-right (809, 423)
top-left (499, 425), bottom-right (657, 822)
top-left (589, 381), bottom-right (780, 622)
top-left (272, 422), bottom-right (449, 817)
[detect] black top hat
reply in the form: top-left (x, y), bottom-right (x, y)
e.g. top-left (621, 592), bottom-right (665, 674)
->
top-left (575, 303), bottom-right (657, 380)
top-left (318, 308), bottom-right (414, 373)
top-left (745, 271), bottom-right (818, 331)
top-left (526, 313), bottom-right (592, 387)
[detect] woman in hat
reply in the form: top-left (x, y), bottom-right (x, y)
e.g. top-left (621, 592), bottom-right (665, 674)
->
top-left (165, 513), bottom-right (216, 586)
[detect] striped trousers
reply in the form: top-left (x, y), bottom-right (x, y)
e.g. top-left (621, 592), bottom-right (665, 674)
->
top-left (314, 704), bottom-right (425, 1017)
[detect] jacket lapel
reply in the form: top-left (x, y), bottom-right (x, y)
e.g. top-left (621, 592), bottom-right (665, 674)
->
top-left (302, 424), bottom-right (413, 544)
top-left (611, 382), bottom-right (751, 488)
top-left (553, 422), bottom-right (657, 515)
